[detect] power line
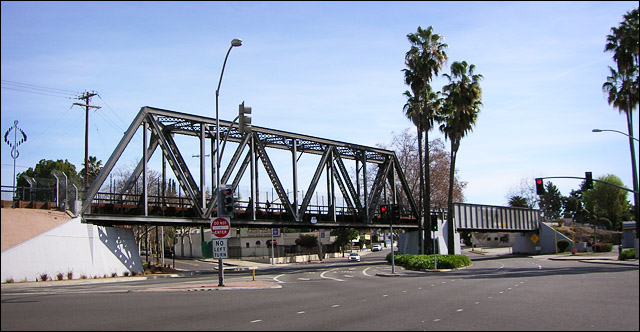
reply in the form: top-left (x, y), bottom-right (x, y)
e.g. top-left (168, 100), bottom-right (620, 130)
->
top-left (1, 80), bottom-right (79, 98)
top-left (1, 86), bottom-right (76, 99)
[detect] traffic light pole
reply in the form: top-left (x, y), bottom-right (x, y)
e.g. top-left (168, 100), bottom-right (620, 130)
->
top-left (537, 176), bottom-right (637, 194)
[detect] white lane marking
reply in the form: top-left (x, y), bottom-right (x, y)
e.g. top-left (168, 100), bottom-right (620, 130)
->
top-left (250, 320), bottom-right (262, 323)
top-left (457, 309), bottom-right (464, 312)
top-left (320, 269), bottom-right (344, 282)
top-left (331, 304), bottom-right (340, 308)
top-left (297, 311), bottom-right (305, 314)
top-left (273, 274), bottom-right (285, 284)
top-left (363, 267), bottom-right (373, 277)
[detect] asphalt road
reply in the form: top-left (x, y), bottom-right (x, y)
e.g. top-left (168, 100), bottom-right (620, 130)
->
top-left (2, 250), bottom-right (638, 331)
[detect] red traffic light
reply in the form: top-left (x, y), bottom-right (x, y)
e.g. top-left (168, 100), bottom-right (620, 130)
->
top-left (380, 205), bottom-right (387, 212)
top-left (535, 178), bottom-right (545, 195)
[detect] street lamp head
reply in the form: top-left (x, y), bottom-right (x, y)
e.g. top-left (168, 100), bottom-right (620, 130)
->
top-left (231, 38), bottom-right (243, 47)
top-left (592, 129), bottom-right (602, 132)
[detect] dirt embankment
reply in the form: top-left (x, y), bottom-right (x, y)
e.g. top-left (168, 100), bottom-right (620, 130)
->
top-left (1, 208), bottom-right (72, 252)
top-left (555, 224), bottom-right (622, 244)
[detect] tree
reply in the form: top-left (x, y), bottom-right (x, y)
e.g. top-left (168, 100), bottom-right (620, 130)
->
top-left (295, 234), bottom-right (319, 261)
top-left (508, 195), bottom-right (530, 208)
top-left (379, 130), bottom-right (465, 210)
top-left (603, 7), bottom-right (639, 227)
top-left (80, 155), bottom-right (103, 187)
top-left (16, 159), bottom-right (81, 201)
top-left (505, 177), bottom-right (537, 209)
top-left (332, 228), bottom-right (359, 257)
top-left (538, 182), bottom-right (563, 220)
top-left (439, 60), bottom-right (483, 255)
top-left (582, 174), bottom-right (629, 230)
top-left (403, 25), bottom-right (448, 254)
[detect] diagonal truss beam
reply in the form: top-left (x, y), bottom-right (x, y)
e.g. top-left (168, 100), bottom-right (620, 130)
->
top-left (147, 114), bottom-right (204, 217)
top-left (82, 106), bottom-right (420, 226)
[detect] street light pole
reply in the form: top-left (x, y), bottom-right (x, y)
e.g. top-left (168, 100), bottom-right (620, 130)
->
top-left (592, 129), bottom-right (640, 142)
top-left (214, 38), bottom-right (242, 286)
top-left (592, 127), bottom-right (639, 257)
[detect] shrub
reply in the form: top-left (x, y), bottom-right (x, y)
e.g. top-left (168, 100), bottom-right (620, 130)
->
top-left (557, 240), bottom-right (570, 252)
top-left (66, 271), bottom-right (74, 280)
top-left (619, 249), bottom-right (636, 260)
top-left (39, 273), bottom-right (49, 282)
top-left (56, 272), bottom-right (64, 281)
top-left (111, 272), bottom-right (118, 278)
top-left (387, 252), bottom-right (472, 270)
top-left (123, 271), bottom-right (130, 277)
top-left (592, 243), bottom-right (613, 252)
top-left (80, 274), bottom-right (88, 279)
top-left (5, 278), bottom-right (15, 284)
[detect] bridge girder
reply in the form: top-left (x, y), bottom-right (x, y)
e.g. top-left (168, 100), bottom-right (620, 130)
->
top-left (81, 106), bottom-right (420, 228)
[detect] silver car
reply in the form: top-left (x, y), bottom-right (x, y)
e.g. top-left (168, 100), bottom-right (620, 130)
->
top-left (348, 252), bottom-right (361, 262)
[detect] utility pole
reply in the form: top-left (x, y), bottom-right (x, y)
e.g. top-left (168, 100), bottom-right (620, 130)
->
top-left (73, 91), bottom-right (100, 188)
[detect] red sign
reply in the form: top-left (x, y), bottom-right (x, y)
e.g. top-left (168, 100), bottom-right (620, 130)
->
top-left (211, 217), bottom-right (230, 239)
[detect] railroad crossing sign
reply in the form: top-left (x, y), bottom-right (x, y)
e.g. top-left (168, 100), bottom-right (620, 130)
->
top-left (211, 217), bottom-right (231, 239)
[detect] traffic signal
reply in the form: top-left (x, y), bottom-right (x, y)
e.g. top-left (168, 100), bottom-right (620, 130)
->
top-left (430, 214), bottom-right (438, 232)
top-left (380, 204), bottom-right (388, 220)
top-left (585, 172), bottom-right (593, 189)
top-left (218, 185), bottom-right (234, 217)
top-left (391, 204), bottom-right (399, 220)
top-left (535, 178), bottom-right (545, 195)
top-left (239, 102), bottom-right (252, 134)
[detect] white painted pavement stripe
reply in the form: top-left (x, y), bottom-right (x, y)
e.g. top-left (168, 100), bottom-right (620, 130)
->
top-left (320, 269), bottom-right (344, 282)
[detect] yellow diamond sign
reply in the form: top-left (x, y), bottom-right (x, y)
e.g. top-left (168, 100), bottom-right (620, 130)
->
top-left (530, 233), bottom-right (539, 244)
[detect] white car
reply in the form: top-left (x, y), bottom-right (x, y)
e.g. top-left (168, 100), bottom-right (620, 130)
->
top-left (348, 252), bottom-right (361, 262)
top-left (372, 244), bottom-right (382, 252)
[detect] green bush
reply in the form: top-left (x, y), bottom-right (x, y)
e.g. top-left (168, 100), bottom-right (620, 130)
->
top-left (619, 249), bottom-right (636, 260)
top-left (592, 243), bottom-right (613, 252)
top-left (557, 240), bottom-right (570, 252)
top-left (386, 252), bottom-right (471, 270)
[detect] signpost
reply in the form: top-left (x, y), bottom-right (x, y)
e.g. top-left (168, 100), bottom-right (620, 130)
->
top-left (211, 217), bottom-right (230, 286)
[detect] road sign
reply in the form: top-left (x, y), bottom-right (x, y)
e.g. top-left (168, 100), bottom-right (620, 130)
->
top-left (212, 239), bottom-right (228, 259)
top-left (211, 217), bottom-right (231, 239)
top-left (530, 233), bottom-right (540, 244)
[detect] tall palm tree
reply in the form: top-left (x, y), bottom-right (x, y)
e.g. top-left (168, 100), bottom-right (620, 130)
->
top-left (603, 7), bottom-right (639, 236)
top-left (403, 25), bottom-right (448, 254)
top-left (440, 61), bottom-right (483, 254)
top-left (403, 90), bottom-right (424, 248)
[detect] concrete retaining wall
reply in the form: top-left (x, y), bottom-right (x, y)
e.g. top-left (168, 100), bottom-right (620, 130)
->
top-left (1, 217), bottom-right (143, 282)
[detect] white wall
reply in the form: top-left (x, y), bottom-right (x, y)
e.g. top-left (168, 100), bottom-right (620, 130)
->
top-left (1, 217), bottom-right (143, 282)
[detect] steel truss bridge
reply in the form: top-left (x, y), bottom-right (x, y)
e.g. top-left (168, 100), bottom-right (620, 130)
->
top-left (81, 106), bottom-right (421, 229)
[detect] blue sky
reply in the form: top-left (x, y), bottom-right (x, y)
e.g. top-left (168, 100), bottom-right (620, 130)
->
top-left (2, 1), bottom-right (638, 207)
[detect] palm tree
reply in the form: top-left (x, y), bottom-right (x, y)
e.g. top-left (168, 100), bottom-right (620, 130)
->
top-left (603, 7), bottom-right (639, 235)
top-left (81, 155), bottom-right (103, 187)
top-left (403, 26), bottom-right (448, 254)
top-left (440, 61), bottom-right (483, 254)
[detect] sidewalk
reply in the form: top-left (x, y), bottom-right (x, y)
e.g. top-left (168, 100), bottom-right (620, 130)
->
top-left (465, 246), bottom-right (638, 267)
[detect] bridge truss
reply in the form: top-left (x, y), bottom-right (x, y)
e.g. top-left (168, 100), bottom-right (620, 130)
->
top-left (81, 106), bottom-right (420, 229)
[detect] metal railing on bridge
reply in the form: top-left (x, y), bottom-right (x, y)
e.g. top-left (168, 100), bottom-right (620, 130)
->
top-left (81, 106), bottom-right (421, 229)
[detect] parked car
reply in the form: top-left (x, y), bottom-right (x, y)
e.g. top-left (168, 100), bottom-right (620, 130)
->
top-left (348, 252), bottom-right (361, 262)
top-left (372, 244), bottom-right (382, 252)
